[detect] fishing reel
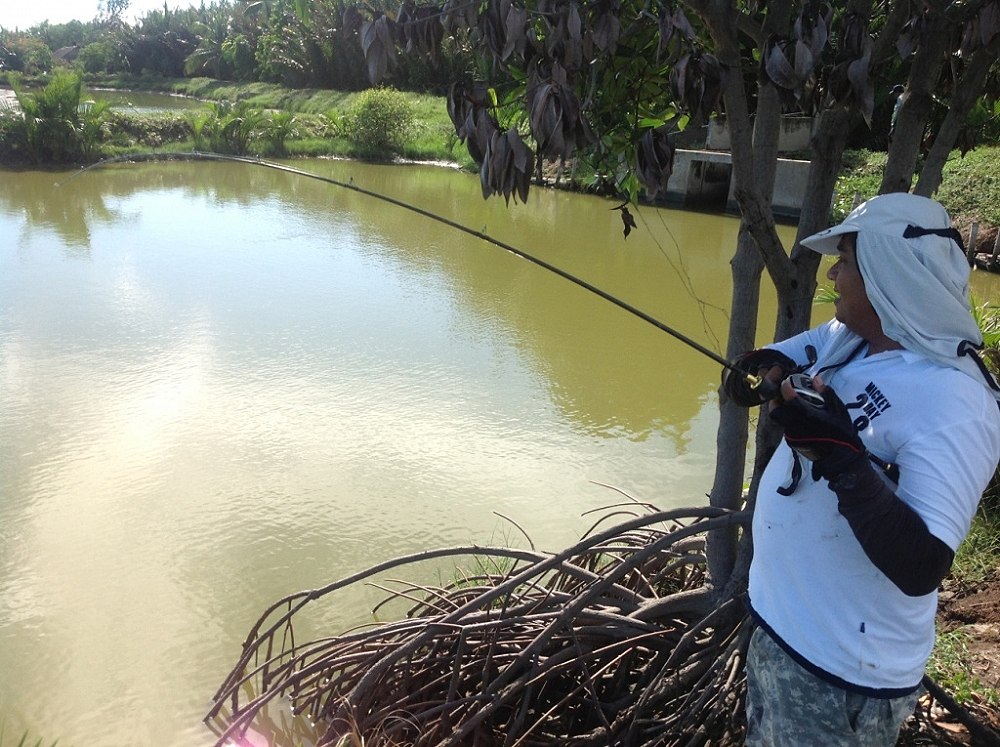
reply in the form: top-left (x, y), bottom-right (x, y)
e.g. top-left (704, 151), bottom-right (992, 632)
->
top-left (746, 371), bottom-right (826, 409)
top-left (784, 373), bottom-right (826, 409)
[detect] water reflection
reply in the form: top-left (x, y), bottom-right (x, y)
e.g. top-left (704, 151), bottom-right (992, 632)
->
top-left (1, 160), bottom-right (996, 747)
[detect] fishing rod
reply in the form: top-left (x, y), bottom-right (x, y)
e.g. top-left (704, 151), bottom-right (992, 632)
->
top-left (59, 151), bottom-right (779, 397)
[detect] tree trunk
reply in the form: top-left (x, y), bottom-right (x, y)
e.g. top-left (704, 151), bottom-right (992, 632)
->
top-left (915, 40), bottom-right (1000, 196)
top-left (880, 4), bottom-right (953, 194)
top-left (702, 0), bottom-right (791, 588)
top-left (742, 107), bottom-right (855, 500)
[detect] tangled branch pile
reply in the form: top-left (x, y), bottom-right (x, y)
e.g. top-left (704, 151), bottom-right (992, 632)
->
top-left (206, 506), bottom-right (755, 746)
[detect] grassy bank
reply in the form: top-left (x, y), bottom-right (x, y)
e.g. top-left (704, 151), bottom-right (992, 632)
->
top-left (834, 147), bottom-right (1000, 244)
top-left (0, 73), bottom-right (471, 167)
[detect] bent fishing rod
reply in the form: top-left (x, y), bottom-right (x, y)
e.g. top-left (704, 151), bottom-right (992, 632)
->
top-left (60, 151), bottom-right (777, 396)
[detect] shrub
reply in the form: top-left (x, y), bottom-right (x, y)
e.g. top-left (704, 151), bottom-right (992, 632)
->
top-left (345, 86), bottom-right (414, 155)
top-left (78, 41), bottom-right (116, 74)
top-left (0, 33), bottom-right (53, 74)
top-left (261, 110), bottom-right (298, 156)
top-left (831, 149), bottom-right (886, 221)
top-left (10, 70), bottom-right (110, 163)
top-left (199, 100), bottom-right (267, 155)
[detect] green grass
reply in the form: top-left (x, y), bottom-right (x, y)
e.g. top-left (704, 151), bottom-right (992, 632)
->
top-left (834, 145), bottom-right (1000, 231)
top-left (73, 76), bottom-right (467, 165)
top-left (951, 504), bottom-right (1000, 590)
top-left (935, 147), bottom-right (1000, 229)
top-left (927, 625), bottom-right (1000, 708)
top-left (831, 149), bottom-right (888, 222)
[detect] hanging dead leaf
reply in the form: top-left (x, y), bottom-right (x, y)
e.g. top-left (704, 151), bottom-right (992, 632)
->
top-left (846, 34), bottom-right (873, 126)
top-left (480, 127), bottom-right (534, 204)
top-left (479, 0), bottom-right (511, 59)
top-left (896, 14), bottom-right (922, 58)
top-left (342, 5), bottom-right (363, 33)
top-left (763, 38), bottom-right (798, 89)
top-left (447, 82), bottom-right (500, 166)
top-left (615, 203), bottom-right (637, 239)
top-left (591, 0), bottom-right (621, 54)
top-left (399, 4), bottom-right (444, 56)
top-left (635, 126), bottom-right (675, 201)
top-left (501, 4), bottom-right (528, 61)
top-left (360, 15), bottom-right (396, 84)
top-left (441, 0), bottom-right (477, 34)
top-left (670, 52), bottom-right (723, 125)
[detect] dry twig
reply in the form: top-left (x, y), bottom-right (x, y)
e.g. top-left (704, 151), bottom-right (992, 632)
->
top-left (206, 506), bottom-right (753, 746)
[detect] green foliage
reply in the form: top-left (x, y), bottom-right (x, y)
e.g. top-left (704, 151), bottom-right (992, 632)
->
top-left (0, 76), bottom-right (465, 164)
top-left (221, 33), bottom-right (255, 81)
top-left (831, 150), bottom-right (887, 222)
top-left (0, 33), bottom-right (53, 74)
top-left (0, 109), bottom-right (20, 162)
top-left (813, 284), bottom-right (839, 305)
top-left (971, 296), bottom-right (1000, 357)
top-left (970, 296), bottom-right (1000, 513)
top-left (345, 86), bottom-right (414, 155)
top-left (78, 98), bottom-right (110, 160)
top-left (202, 100), bottom-right (267, 155)
top-left (261, 110), bottom-right (298, 156)
top-left (951, 503), bottom-right (1000, 588)
top-left (966, 98), bottom-right (1000, 145)
top-left (835, 145), bottom-right (1000, 231)
top-left (77, 41), bottom-right (116, 74)
top-left (105, 110), bottom-right (191, 148)
top-left (8, 71), bottom-right (109, 163)
top-left (935, 147), bottom-right (1000, 229)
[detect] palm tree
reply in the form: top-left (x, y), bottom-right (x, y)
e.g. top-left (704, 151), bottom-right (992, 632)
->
top-left (184, 3), bottom-right (233, 79)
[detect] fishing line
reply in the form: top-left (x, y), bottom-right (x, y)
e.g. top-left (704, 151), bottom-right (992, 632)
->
top-left (61, 154), bottom-right (910, 483)
top-left (634, 205), bottom-right (727, 351)
top-left (58, 151), bottom-right (765, 385)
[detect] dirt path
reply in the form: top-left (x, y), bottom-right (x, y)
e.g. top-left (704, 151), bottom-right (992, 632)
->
top-left (902, 575), bottom-right (1000, 745)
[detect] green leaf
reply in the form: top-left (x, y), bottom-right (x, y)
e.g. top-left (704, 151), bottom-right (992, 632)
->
top-left (638, 117), bottom-right (667, 128)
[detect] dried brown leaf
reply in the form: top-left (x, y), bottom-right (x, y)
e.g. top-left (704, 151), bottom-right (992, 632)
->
top-left (636, 127), bottom-right (675, 201)
top-left (360, 18), bottom-right (392, 84)
top-left (618, 204), bottom-right (637, 239)
top-left (672, 7), bottom-right (696, 40)
top-left (763, 39), bottom-right (798, 89)
top-left (979, 1), bottom-right (1000, 48)
top-left (592, 10), bottom-right (621, 53)
top-left (501, 5), bottom-right (527, 61)
top-left (896, 18), bottom-right (920, 59)
top-left (342, 5), bottom-right (363, 33)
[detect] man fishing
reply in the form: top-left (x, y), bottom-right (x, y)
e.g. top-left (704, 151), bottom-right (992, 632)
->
top-left (723, 192), bottom-right (1000, 746)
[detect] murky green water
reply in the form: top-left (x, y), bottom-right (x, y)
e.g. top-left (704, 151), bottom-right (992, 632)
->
top-left (86, 88), bottom-right (210, 114)
top-left (1, 88), bottom-right (205, 115)
top-left (1, 159), bottom-right (996, 745)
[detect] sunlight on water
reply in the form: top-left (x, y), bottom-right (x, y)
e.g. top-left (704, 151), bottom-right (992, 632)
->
top-left (2, 160), bottom-right (995, 746)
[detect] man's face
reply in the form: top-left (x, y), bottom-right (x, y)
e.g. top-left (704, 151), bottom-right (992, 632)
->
top-left (826, 233), bottom-right (881, 339)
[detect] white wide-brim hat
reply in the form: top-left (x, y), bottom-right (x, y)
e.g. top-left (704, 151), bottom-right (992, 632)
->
top-left (800, 192), bottom-right (960, 256)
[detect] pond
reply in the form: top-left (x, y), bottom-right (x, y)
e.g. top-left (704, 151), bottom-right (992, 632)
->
top-left (85, 88), bottom-right (210, 114)
top-left (0, 159), bottom-right (996, 746)
top-left (0, 88), bottom-right (207, 114)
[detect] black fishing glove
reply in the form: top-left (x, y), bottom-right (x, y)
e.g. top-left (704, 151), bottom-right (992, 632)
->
top-left (722, 349), bottom-right (798, 407)
top-left (769, 384), bottom-right (867, 482)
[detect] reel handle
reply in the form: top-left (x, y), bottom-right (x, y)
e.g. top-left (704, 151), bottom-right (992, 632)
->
top-left (747, 372), bottom-right (825, 409)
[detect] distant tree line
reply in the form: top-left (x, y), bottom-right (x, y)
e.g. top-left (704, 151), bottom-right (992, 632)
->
top-left (0, 0), bottom-right (475, 93)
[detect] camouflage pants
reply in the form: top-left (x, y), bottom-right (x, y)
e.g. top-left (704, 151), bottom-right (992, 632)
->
top-left (745, 626), bottom-right (920, 747)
